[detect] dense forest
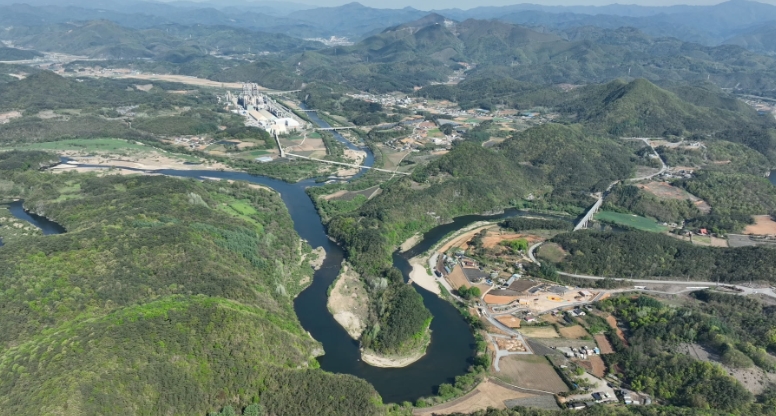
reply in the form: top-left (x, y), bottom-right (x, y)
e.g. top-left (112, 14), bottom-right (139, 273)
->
top-left (0, 152), bottom-right (383, 415)
top-left (596, 293), bottom-right (776, 412)
top-left (299, 83), bottom-right (402, 126)
top-left (549, 230), bottom-right (776, 283)
top-left (604, 184), bottom-right (701, 224)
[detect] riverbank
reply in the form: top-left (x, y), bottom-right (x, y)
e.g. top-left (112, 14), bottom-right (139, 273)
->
top-left (327, 263), bottom-right (368, 340)
top-left (361, 345), bottom-right (428, 368)
top-left (52, 150), bottom-right (231, 173)
top-left (307, 246), bottom-right (326, 271)
top-left (401, 233), bottom-right (422, 252)
top-left (409, 257), bottom-right (441, 295)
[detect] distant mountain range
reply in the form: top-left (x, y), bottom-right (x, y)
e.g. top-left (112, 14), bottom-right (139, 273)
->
top-left (1, 0), bottom-right (776, 52)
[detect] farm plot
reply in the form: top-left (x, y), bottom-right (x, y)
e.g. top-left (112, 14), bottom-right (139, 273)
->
top-left (495, 355), bottom-right (568, 393)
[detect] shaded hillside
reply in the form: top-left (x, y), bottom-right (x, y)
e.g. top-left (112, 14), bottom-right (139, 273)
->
top-left (328, 124), bottom-right (640, 281)
top-left (0, 46), bottom-right (41, 61)
top-left (4, 20), bottom-right (323, 60)
top-left (0, 159), bottom-right (383, 415)
top-left (725, 21), bottom-right (776, 55)
top-left (286, 16), bottom-right (776, 96)
top-left (560, 78), bottom-right (770, 136)
top-left (499, 124), bottom-right (635, 192)
top-left (0, 71), bottom-right (216, 112)
top-left (289, 2), bottom-right (427, 38)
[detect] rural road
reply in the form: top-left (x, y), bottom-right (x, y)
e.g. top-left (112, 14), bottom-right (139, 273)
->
top-left (529, 242), bottom-right (776, 299)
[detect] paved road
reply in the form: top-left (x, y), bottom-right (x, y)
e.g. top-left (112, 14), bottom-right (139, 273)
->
top-left (624, 138), bottom-right (668, 182)
top-left (529, 241), bottom-right (776, 299)
top-left (285, 153), bottom-right (409, 175)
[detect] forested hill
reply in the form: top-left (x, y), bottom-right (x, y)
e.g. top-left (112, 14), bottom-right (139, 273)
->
top-left (4, 19), bottom-right (324, 60)
top-left (0, 153), bottom-right (382, 416)
top-left (0, 46), bottom-right (41, 61)
top-left (285, 17), bottom-right (776, 96)
top-left (328, 123), bottom-right (638, 276)
top-left (559, 78), bottom-right (771, 136)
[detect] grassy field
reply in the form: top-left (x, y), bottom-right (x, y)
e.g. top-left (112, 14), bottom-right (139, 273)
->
top-left (595, 211), bottom-right (668, 232)
top-left (537, 243), bottom-right (567, 263)
top-left (3, 138), bottom-right (149, 152)
top-left (3, 138), bottom-right (202, 162)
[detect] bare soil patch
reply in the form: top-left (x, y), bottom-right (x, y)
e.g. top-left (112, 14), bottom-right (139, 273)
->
top-left (437, 223), bottom-right (492, 253)
top-left (496, 355), bottom-right (568, 393)
top-left (594, 334), bottom-right (614, 354)
top-left (86, 72), bottom-right (244, 89)
top-left (362, 348), bottom-right (426, 368)
top-left (744, 215), bottom-right (776, 236)
top-left (520, 326), bottom-right (560, 338)
top-left (481, 232), bottom-right (542, 249)
top-left (483, 294), bottom-right (518, 305)
top-left (579, 356), bottom-right (606, 378)
top-left (447, 265), bottom-right (471, 290)
top-left (409, 257), bottom-right (441, 295)
top-left (0, 111), bottom-right (21, 124)
top-left (414, 379), bottom-right (536, 415)
top-left (400, 233), bottom-right (422, 252)
top-left (320, 190), bottom-right (348, 201)
top-left (327, 263), bottom-right (368, 339)
top-left (605, 315), bottom-right (628, 346)
top-left (496, 315), bottom-right (521, 328)
top-left (559, 325), bottom-right (589, 339)
top-left (293, 137), bottom-right (325, 152)
top-left (640, 181), bottom-right (711, 213)
top-left (679, 343), bottom-right (776, 395)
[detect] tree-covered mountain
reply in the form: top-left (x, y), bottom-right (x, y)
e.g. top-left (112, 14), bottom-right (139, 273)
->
top-left (725, 21), bottom-right (776, 56)
top-left (3, 20), bottom-right (324, 60)
top-left (282, 16), bottom-right (776, 97)
top-left (559, 78), bottom-right (770, 137)
top-left (0, 155), bottom-right (383, 415)
top-left (0, 46), bottom-right (41, 61)
top-left (328, 123), bottom-right (640, 277)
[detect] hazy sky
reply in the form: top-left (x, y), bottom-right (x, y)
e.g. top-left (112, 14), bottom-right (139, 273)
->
top-left (198, 0), bottom-right (776, 9)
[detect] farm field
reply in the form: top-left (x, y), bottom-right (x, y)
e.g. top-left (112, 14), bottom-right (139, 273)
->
top-left (495, 355), bottom-right (568, 393)
top-left (579, 356), bottom-right (606, 378)
top-left (594, 334), bottom-right (614, 354)
top-left (376, 143), bottom-right (410, 171)
top-left (558, 325), bottom-right (589, 339)
top-left (446, 265), bottom-right (471, 290)
top-left (595, 211), bottom-right (669, 232)
top-left (744, 215), bottom-right (776, 235)
top-left (414, 379), bottom-right (536, 415)
top-left (520, 326), bottom-right (559, 338)
top-left (496, 315), bottom-right (521, 328)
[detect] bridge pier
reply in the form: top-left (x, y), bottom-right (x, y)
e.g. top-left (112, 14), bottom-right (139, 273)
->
top-left (274, 132), bottom-right (285, 158)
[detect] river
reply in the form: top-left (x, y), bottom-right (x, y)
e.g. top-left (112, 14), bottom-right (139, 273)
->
top-left (32, 114), bottom-right (570, 402)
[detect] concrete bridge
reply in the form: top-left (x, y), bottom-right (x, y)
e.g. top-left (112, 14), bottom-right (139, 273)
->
top-left (315, 127), bottom-right (357, 131)
top-left (574, 196), bottom-right (603, 231)
top-left (285, 153), bottom-right (409, 175)
top-left (297, 109), bottom-right (317, 112)
top-left (266, 90), bottom-right (301, 95)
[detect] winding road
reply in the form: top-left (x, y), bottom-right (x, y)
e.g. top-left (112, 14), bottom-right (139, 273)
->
top-left (528, 241), bottom-right (776, 299)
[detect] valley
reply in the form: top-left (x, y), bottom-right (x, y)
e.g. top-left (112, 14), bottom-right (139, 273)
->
top-left (2, 1), bottom-right (776, 415)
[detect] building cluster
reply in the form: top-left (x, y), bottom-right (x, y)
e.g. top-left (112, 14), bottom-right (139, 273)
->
top-left (226, 84), bottom-right (302, 134)
top-left (170, 136), bottom-right (213, 150)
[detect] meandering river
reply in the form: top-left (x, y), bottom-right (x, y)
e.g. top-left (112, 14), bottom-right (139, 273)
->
top-left (30, 116), bottom-right (567, 402)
